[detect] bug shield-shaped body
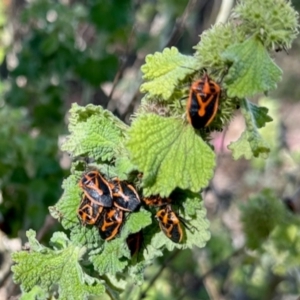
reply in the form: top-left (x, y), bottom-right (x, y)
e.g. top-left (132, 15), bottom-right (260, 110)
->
top-left (186, 74), bottom-right (221, 129)
top-left (110, 179), bottom-right (140, 212)
top-left (155, 205), bottom-right (183, 243)
top-left (77, 195), bottom-right (104, 226)
top-left (97, 206), bottom-right (124, 241)
top-left (79, 171), bottom-right (113, 207)
top-left (126, 231), bottom-right (143, 257)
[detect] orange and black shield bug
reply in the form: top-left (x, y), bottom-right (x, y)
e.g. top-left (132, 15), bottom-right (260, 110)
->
top-left (77, 195), bottom-right (104, 226)
top-left (79, 170), bottom-right (113, 207)
top-left (142, 195), bottom-right (172, 207)
top-left (186, 73), bottom-right (221, 129)
top-left (126, 231), bottom-right (143, 257)
top-left (110, 179), bottom-right (140, 212)
top-left (155, 205), bottom-right (183, 243)
top-left (98, 207), bottom-right (124, 241)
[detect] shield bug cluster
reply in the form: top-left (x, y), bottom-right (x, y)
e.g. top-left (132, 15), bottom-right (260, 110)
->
top-left (186, 73), bottom-right (221, 129)
top-left (76, 171), bottom-right (194, 246)
top-left (77, 170), bottom-right (141, 241)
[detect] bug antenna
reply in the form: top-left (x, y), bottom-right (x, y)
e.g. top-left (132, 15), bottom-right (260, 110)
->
top-left (179, 216), bottom-right (197, 232)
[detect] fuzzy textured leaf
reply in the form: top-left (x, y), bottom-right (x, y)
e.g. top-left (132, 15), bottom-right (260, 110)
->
top-left (141, 225), bottom-right (164, 262)
top-left (62, 103), bottom-right (128, 161)
top-left (179, 203), bottom-right (211, 249)
top-left (263, 220), bottom-right (300, 275)
top-left (182, 191), bottom-right (203, 217)
top-left (12, 230), bottom-right (105, 300)
top-left (89, 209), bottom-right (152, 276)
top-left (233, 0), bottom-right (299, 50)
top-left (222, 37), bottom-right (282, 98)
top-left (114, 154), bottom-right (137, 180)
top-left (140, 47), bottom-right (201, 100)
top-left (228, 99), bottom-right (272, 159)
top-left (240, 189), bottom-right (286, 250)
top-left (127, 114), bottom-right (215, 196)
top-left (89, 238), bottom-right (130, 275)
top-left (20, 286), bottom-right (49, 300)
top-left (126, 262), bottom-right (147, 285)
top-left (228, 131), bottom-right (253, 160)
top-left (172, 189), bottom-right (202, 217)
top-left (245, 100), bottom-right (273, 128)
top-left (120, 209), bottom-right (152, 237)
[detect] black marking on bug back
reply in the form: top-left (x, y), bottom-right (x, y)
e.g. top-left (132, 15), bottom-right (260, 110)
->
top-left (81, 172), bottom-right (113, 207)
top-left (189, 89), bottom-right (218, 129)
top-left (77, 196), bottom-right (104, 225)
top-left (83, 186), bottom-right (113, 207)
top-left (112, 180), bottom-right (141, 212)
top-left (156, 205), bottom-right (183, 243)
top-left (157, 217), bottom-right (182, 243)
top-left (169, 223), bottom-right (182, 243)
top-left (165, 209), bottom-right (182, 243)
top-left (98, 207), bottom-right (124, 241)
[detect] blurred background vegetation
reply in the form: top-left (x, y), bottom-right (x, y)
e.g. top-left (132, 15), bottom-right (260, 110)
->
top-left (0, 0), bottom-right (300, 299)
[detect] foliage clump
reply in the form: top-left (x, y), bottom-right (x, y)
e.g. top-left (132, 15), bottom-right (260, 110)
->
top-left (10, 0), bottom-right (299, 298)
top-left (193, 23), bottom-right (245, 69)
top-left (233, 0), bottom-right (299, 50)
top-left (240, 189), bottom-right (286, 250)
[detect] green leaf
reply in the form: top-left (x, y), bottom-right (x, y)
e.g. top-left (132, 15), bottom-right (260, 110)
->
top-left (222, 37), bottom-right (282, 98)
top-left (89, 209), bottom-right (152, 276)
top-left (20, 285), bottom-right (49, 300)
top-left (114, 154), bottom-right (137, 180)
top-left (25, 228), bottom-right (47, 252)
top-left (90, 238), bottom-right (130, 275)
top-left (121, 209), bottom-right (152, 237)
top-left (228, 99), bottom-right (272, 159)
top-left (245, 100), bottom-right (273, 128)
top-left (50, 175), bottom-right (80, 228)
top-left (61, 103), bottom-right (128, 161)
top-left (103, 274), bottom-right (127, 298)
top-left (257, 97), bottom-right (280, 150)
top-left (127, 114), bottom-right (215, 196)
top-left (175, 189), bottom-right (202, 217)
top-left (140, 47), bottom-right (201, 100)
top-left (228, 131), bottom-right (253, 160)
top-left (12, 230), bottom-right (105, 300)
top-left (240, 189), bottom-right (286, 250)
top-left (181, 202), bottom-right (211, 250)
top-left (263, 220), bottom-right (300, 275)
top-left (126, 261), bottom-right (147, 285)
top-left (141, 225), bottom-right (164, 262)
